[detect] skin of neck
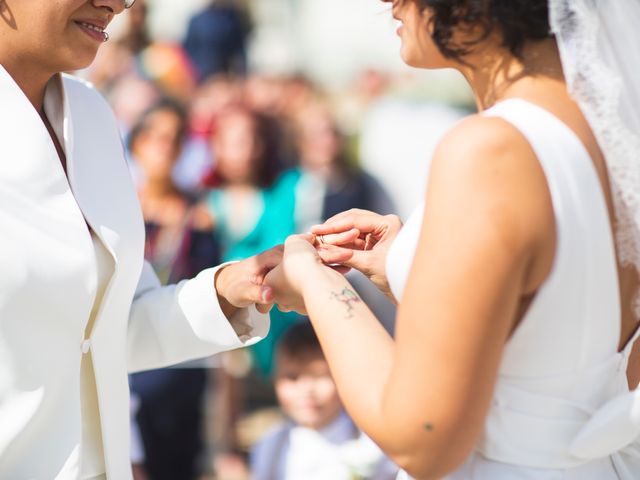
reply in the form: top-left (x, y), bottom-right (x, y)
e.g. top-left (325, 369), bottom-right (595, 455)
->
top-left (456, 37), bottom-right (565, 111)
top-left (0, 48), bottom-right (54, 113)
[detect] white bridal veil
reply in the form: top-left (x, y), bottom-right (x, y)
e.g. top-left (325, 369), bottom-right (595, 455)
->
top-left (549, 0), bottom-right (640, 312)
top-left (549, 1), bottom-right (640, 469)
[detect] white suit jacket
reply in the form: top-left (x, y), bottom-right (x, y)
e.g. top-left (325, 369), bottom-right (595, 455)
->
top-left (0, 66), bottom-right (269, 479)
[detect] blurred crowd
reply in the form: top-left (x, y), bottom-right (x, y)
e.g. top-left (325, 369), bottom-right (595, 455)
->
top-left (79, 1), bottom-right (471, 479)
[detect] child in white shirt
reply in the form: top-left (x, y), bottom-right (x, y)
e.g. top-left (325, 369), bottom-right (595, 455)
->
top-left (250, 322), bottom-right (398, 480)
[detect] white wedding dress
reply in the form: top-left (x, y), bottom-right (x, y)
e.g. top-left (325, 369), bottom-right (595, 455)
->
top-left (387, 99), bottom-right (640, 479)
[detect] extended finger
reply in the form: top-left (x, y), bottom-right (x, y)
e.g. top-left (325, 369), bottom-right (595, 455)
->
top-left (253, 245), bottom-right (285, 281)
top-left (321, 248), bottom-right (371, 273)
top-left (317, 245), bottom-right (354, 264)
top-left (296, 233), bottom-right (316, 244)
top-left (315, 228), bottom-right (360, 247)
top-left (322, 208), bottom-right (374, 224)
top-left (260, 244), bottom-right (284, 266)
top-left (311, 217), bottom-right (359, 235)
top-left (316, 237), bottom-right (367, 252)
top-left (311, 214), bottom-right (383, 237)
top-left (284, 234), bottom-right (321, 255)
top-left (230, 282), bottom-right (273, 308)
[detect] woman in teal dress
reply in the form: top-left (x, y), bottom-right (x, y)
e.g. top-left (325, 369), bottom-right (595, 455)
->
top-left (199, 105), bottom-right (299, 376)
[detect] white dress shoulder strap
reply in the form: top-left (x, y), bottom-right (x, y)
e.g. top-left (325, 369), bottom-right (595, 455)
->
top-left (483, 98), bottom-right (620, 371)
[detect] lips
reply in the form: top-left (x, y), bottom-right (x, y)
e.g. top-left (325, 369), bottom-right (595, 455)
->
top-left (74, 20), bottom-right (108, 42)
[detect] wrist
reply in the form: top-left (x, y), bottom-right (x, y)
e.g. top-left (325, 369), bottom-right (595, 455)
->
top-left (214, 264), bottom-right (239, 318)
top-left (299, 264), bottom-right (343, 298)
top-left (214, 264), bottom-right (230, 297)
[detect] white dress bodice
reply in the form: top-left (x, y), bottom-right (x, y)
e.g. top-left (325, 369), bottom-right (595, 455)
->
top-left (387, 99), bottom-right (640, 479)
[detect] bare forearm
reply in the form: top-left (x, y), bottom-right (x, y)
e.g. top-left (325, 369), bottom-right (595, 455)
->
top-left (301, 268), bottom-right (469, 478)
top-left (300, 267), bottom-right (395, 439)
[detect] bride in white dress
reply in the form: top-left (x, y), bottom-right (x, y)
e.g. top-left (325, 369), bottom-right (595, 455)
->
top-left (264, 0), bottom-right (640, 479)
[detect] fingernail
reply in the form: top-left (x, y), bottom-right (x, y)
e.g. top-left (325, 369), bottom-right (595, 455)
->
top-left (261, 287), bottom-right (271, 303)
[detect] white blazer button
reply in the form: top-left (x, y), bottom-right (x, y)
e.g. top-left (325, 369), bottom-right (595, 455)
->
top-left (81, 339), bottom-right (91, 354)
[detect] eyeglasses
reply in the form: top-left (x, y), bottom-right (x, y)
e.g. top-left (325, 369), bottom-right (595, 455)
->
top-left (124, 0), bottom-right (136, 8)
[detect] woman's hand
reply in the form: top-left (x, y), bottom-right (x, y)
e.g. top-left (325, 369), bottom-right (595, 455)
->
top-left (311, 209), bottom-right (403, 301)
top-left (214, 245), bottom-right (283, 317)
top-left (265, 234), bottom-right (331, 314)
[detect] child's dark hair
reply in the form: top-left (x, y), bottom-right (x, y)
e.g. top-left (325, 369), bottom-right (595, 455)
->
top-left (277, 321), bottom-right (324, 361)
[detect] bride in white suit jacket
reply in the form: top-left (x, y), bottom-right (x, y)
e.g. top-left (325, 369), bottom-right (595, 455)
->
top-left (0, 1), bottom-right (280, 478)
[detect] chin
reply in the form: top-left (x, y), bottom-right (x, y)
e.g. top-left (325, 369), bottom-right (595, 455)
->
top-left (400, 45), bottom-right (421, 67)
top-left (400, 42), bottom-right (451, 70)
top-left (294, 412), bottom-right (319, 424)
top-left (74, 56), bottom-right (99, 71)
top-left (400, 53), bottom-right (422, 68)
top-left (401, 52), bottom-right (448, 70)
top-left (63, 48), bottom-right (101, 72)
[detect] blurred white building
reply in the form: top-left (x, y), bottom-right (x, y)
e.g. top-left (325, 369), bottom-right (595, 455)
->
top-left (249, 0), bottom-right (406, 84)
top-left (130, 0), bottom-right (469, 94)
top-left (360, 98), bottom-right (469, 220)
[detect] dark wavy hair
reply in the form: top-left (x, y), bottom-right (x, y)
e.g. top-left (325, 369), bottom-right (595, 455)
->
top-left (128, 98), bottom-right (189, 154)
top-left (411, 0), bottom-right (552, 60)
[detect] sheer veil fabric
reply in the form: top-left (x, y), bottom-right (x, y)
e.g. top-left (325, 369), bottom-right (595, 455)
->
top-left (548, 0), bottom-right (640, 463)
top-left (549, 0), bottom-right (640, 313)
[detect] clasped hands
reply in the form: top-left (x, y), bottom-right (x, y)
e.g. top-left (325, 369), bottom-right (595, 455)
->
top-left (214, 209), bottom-right (403, 317)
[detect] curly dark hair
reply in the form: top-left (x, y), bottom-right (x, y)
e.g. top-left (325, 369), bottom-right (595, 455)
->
top-left (410, 0), bottom-right (552, 60)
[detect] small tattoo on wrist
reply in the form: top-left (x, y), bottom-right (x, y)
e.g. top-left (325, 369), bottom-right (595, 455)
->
top-left (330, 288), bottom-right (362, 318)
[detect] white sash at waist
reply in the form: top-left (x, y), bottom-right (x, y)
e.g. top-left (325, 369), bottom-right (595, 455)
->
top-left (479, 338), bottom-right (640, 471)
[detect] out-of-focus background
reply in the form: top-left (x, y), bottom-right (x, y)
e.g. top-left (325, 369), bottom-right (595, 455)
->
top-left (85, 1), bottom-right (474, 479)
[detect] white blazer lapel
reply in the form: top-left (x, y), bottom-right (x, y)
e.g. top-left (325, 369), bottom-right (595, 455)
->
top-left (60, 74), bottom-right (146, 293)
top-left (0, 67), bottom-right (96, 274)
top-left (57, 77), bottom-right (119, 267)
